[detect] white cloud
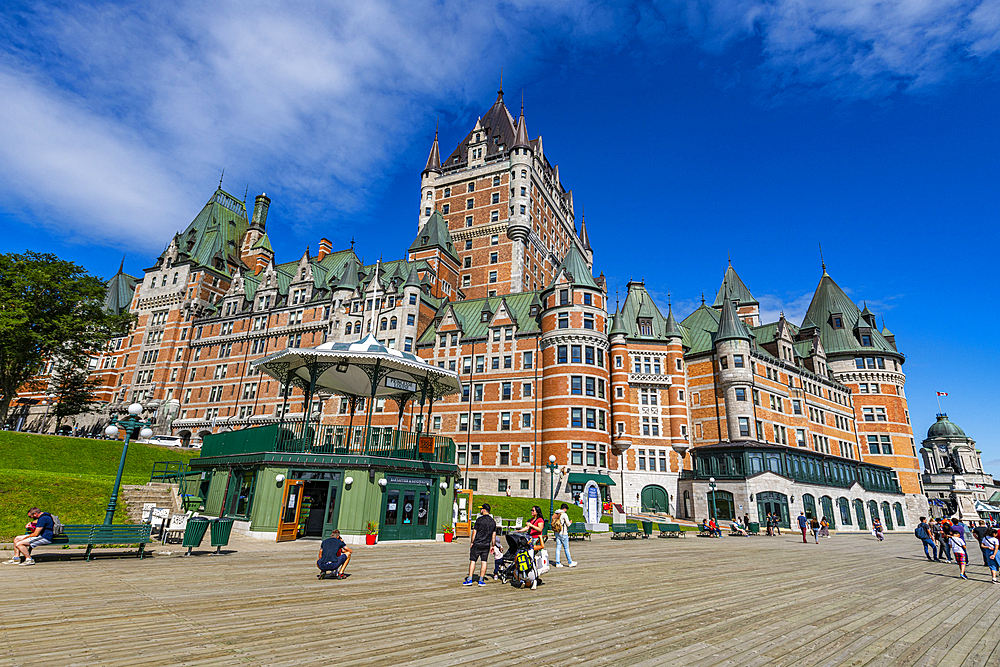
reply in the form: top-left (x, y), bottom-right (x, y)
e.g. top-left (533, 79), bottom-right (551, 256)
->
top-left (756, 291), bottom-right (814, 326)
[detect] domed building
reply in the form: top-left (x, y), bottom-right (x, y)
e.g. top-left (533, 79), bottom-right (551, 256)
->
top-left (920, 414), bottom-right (1000, 520)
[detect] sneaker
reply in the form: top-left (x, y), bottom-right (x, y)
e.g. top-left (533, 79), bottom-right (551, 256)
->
top-left (568, 562), bottom-right (577, 567)
top-left (530, 579), bottom-right (537, 590)
top-left (462, 577), bottom-right (475, 586)
top-left (960, 574), bottom-right (969, 580)
top-left (478, 579), bottom-right (486, 587)
top-left (2, 558), bottom-right (21, 565)
top-left (555, 563), bottom-right (564, 568)
top-left (20, 559), bottom-right (34, 566)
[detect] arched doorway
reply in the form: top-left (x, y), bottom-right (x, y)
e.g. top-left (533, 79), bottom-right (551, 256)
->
top-left (838, 497), bottom-right (852, 526)
top-left (683, 491), bottom-right (692, 518)
top-left (756, 491), bottom-right (790, 528)
top-left (820, 496), bottom-right (835, 529)
top-left (868, 500), bottom-right (879, 527)
top-left (802, 493), bottom-right (817, 519)
top-left (178, 430), bottom-right (192, 447)
top-left (641, 485), bottom-right (669, 514)
top-left (854, 499), bottom-right (868, 530)
top-left (881, 501), bottom-right (894, 530)
top-left (893, 502), bottom-right (905, 527)
top-left (196, 430), bottom-right (213, 447)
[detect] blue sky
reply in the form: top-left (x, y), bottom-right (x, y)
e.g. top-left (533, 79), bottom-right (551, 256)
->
top-left (2, 1), bottom-right (999, 473)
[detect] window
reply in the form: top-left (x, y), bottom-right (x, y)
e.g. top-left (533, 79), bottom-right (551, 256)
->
top-left (522, 413), bottom-right (531, 428)
top-left (735, 388), bottom-right (746, 401)
top-left (796, 429), bottom-right (807, 447)
top-left (560, 289), bottom-right (569, 305)
top-left (720, 356), bottom-right (728, 369)
top-left (472, 413), bottom-right (482, 431)
top-left (404, 337), bottom-right (413, 352)
top-left (572, 443), bottom-right (583, 466)
top-left (861, 334), bottom-right (872, 346)
top-left (466, 198), bottom-right (474, 210)
top-left (867, 435), bottom-right (880, 454)
top-left (502, 382), bottom-right (512, 400)
top-left (490, 252), bottom-right (498, 264)
top-left (498, 479), bottom-right (507, 493)
top-left (571, 408), bottom-right (582, 428)
top-left (558, 314), bottom-right (569, 329)
top-left (489, 271), bottom-right (497, 283)
top-left (583, 314), bottom-right (594, 329)
top-left (491, 357), bottom-right (499, 370)
top-left (733, 355), bottom-right (744, 368)
top-left (738, 417), bottom-right (750, 437)
top-left (571, 345), bottom-right (582, 363)
top-left (557, 346), bottom-right (567, 363)
top-left (459, 414), bottom-right (469, 431)
top-left (523, 351), bottom-right (533, 369)
top-left (585, 377), bottom-right (595, 396)
top-left (585, 347), bottom-right (594, 365)
top-left (503, 355), bottom-right (512, 369)
top-left (792, 399), bottom-right (801, 415)
top-left (880, 435), bottom-right (893, 453)
top-left (571, 376), bottom-right (582, 395)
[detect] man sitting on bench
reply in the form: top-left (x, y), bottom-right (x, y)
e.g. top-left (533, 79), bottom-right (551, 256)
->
top-left (4, 508), bottom-right (52, 566)
top-left (317, 529), bottom-right (353, 580)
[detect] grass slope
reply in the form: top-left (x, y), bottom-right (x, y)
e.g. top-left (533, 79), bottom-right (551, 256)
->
top-left (0, 432), bottom-right (198, 541)
top-left (471, 495), bottom-right (586, 525)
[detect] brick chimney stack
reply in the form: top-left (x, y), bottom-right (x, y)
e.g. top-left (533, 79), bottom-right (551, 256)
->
top-left (318, 238), bottom-right (333, 261)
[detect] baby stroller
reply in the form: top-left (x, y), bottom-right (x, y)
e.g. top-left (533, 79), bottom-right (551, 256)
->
top-left (495, 532), bottom-right (538, 588)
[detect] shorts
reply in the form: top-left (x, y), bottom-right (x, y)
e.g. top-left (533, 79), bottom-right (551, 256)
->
top-left (955, 553), bottom-right (967, 565)
top-left (317, 555), bottom-right (347, 571)
top-left (470, 545), bottom-right (490, 563)
top-left (28, 536), bottom-right (51, 548)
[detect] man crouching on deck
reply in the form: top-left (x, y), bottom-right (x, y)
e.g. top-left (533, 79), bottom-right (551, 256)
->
top-left (317, 529), bottom-right (353, 580)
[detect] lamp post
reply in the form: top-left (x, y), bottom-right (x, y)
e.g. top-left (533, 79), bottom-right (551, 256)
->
top-left (102, 403), bottom-right (154, 525)
top-left (545, 455), bottom-right (559, 519)
top-left (708, 476), bottom-right (718, 522)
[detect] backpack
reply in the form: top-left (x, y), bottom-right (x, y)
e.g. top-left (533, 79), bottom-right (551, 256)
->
top-left (915, 525), bottom-right (928, 540)
top-left (515, 550), bottom-right (534, 574)
top-left (45, 513), bottom-right (64, 536)
top-left (551, 512), bottom-right (564, 532)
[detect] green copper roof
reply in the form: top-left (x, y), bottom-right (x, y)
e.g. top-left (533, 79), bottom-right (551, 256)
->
top-left (792, 340), bottom-right (814, 359)
top-left (549, 244), bottom-right (597, 289)
top-left (927, 414), bottom-right (967, 440)
top-left (664, 305), bottom-right (682, 338)
top-left (176, 189), bottom-right (249, 276)
top-left (409, 211), bottom-right (459, 264)
top-left (609, 308), bottom-right (628, 336)
top-left (616, 281), bottom-right (671, 340)
top-left (713, 264), bottom-right (757, 307)
top-left (251, 233), bottom-right (272, 252)
top-left (680, 303), bottom-right (721, 355)
top-left (103, 260), bottom-right (138, 315)
top-left (242, 273), bottom-right (260, 302)
top-left (802, 271), bottom-right (897, 356)
top-left (714, 294), bottom-right (751, 343)
top-left (418, 291), bottom-right (541, 344)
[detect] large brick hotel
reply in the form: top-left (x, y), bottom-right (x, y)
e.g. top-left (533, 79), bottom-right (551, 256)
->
top-left (15, 87), bottom-right (925, 531)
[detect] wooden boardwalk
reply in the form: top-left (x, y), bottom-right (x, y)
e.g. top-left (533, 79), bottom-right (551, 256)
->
top-left (3, 531), bottom-right (1000, 666)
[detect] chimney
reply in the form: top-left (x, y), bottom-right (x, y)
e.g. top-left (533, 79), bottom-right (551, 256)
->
top-left (255, 253), bottom-right (270, 275)
top-left (251, 193), bottom-right (271, 230)
top-left (318, 238), bottom-right (333, 261)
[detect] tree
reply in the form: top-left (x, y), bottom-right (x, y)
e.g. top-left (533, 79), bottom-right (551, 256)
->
top-left (50, 357), bottom-right (104, 431)
top-left (0, 251), bottom-right (133, 425)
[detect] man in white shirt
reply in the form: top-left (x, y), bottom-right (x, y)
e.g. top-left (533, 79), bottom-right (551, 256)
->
top-left (552, 503), bottom-right (577, 568)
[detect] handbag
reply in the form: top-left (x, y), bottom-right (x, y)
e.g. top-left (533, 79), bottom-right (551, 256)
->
top-left (536, 548), bottom-right (550, 575)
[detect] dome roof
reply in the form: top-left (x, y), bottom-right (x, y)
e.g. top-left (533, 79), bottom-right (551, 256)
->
top-left (927, 414), bottom-right (967, 439)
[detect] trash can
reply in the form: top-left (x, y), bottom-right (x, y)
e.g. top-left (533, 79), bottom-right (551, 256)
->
top-left (181, 517), bottom-right (211, 556)
top-left (641, 521), bottom-right (653, 539)
top-left (209, 517), bottom-right (235, 555)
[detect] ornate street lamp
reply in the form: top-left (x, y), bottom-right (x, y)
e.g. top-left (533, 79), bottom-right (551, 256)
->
top-left (546, 455), bottom-right (559, 519)
top-left (102, 403), bottom-right (154, 525)
top-left (708, 476), bottom-right (718, 522)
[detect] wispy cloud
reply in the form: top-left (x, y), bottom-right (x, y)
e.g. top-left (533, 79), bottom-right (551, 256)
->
top-left (756, 290), bottom-right (815, 326)
top-left (1, 0), bottom-right (998, 252)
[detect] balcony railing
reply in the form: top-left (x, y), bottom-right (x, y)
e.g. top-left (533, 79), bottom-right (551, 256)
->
top-left (200, 423), bottom-right (456, 464)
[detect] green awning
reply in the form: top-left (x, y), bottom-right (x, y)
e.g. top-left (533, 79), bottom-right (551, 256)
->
top-left (567, 473), bottom-right (616, 486)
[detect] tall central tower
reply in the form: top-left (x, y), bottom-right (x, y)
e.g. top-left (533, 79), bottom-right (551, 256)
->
top-left (416, 86), bottom-right (590, 299)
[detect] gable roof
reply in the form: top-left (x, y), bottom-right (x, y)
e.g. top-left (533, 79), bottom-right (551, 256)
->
top-left (409, 211), bottom-right (459, 264)
top-left (616, 281), bottom-right (673, 340)
top-left (175, 188), bottom-right (250, 276)
top-left (103, 260), bottom-right (138, 315)
top-left (418, 291), bottom-right (541, 344)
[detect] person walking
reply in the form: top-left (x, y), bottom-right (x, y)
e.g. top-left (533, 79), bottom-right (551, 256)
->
top-left (982, 528), bottom-right (1000, 584)
top-left (973, 521), bottom-right (990, 566)
top-left (797, 511), bottom-right (809, 544)
top-left (551, 503), bottom-right (577, 568)
top-left (464, 504), bottom-right (496, 587)
top-left (935, 519), bottom-right (952, 563)
top-left (765, 513), bottom-right (774, 537)
top-left (516, 505), bottom-right (546, 589)
top-left (872, 517), bottom-right (885, 542)
top-left (743, 513), bottom-right (751, 532)
top-left (947, 528), bottom-right (969, 579)
top-left (809, 516), bottom-right (821, 543)
top-left (915, 517), bottom-right (939, 562)
top-left (820, 516), bottom-right (831, 539)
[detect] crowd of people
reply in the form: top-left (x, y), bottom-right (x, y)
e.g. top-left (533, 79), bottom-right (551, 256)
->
top-left (914, 516), bottom-right (1000, 582)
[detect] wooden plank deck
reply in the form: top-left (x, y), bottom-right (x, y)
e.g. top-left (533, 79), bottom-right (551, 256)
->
top-left (3, 531), bottom-right (1000, 666)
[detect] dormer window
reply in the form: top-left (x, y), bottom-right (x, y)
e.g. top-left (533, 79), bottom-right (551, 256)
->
top-left (559, 289), bottom-right (569, 305)
top-left (475, 133), bottom-right (480, 142)
top-left (422, 236), bottom-right (429, 245)
top-left (861, 334), bottom-right (872, 346)
top-left (832, 315), bottom-right (843, 329)
top-left (639, 318), bottom-right (652, 336)
top-left (529, 305), bottom-right (539, 317)
top-left (481, 311), bottom-right (490, 323)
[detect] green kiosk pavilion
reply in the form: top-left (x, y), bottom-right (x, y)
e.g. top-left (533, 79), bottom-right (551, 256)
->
top-left (189, 335), bottom-right (461, 544)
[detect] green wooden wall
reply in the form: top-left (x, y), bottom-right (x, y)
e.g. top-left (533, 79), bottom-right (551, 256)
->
top-left (248, 466), bottom-right (289, 532)
top-left (204, 469), bottom-right (229, 516)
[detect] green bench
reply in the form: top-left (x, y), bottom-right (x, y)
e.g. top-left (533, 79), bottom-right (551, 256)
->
top-left (567, 522), bottom-right (591, 541)
top-left (611, 523), bottom-right (640, 540)
top-left (657, 523), bottom-right (686, 538)
top-left (36, 524), bottom-right (153, 561)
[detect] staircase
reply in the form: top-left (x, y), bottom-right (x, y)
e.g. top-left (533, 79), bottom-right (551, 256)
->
top-left (121, 483), bottom-right (183, 522)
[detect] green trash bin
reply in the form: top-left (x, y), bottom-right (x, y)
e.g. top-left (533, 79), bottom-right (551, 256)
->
top-left (209, 518), bottom-right (235, 555)
top-left (181, 517), bottom-right (211, 556)
top-left (642, 521), bottom-right (653, 539)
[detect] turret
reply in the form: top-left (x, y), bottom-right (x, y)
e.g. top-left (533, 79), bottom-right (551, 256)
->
top-left (714, 296), bottom-right (754, 442)
top-left (419, 130), bottom-right (441, 231)
top-left (507, 103), bottom-right (533, 243)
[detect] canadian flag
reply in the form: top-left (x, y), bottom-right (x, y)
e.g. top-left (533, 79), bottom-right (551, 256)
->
top-left (936, 392), bottom-right (948, 397)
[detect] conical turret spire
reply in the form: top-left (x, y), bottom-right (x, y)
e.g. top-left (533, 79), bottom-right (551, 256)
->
top-left (664, 300), bottom-right (682, 339)
top-left (424, 126), bottom-right (441, 173)
top-left (404, 263), bottom-right (421, 289)
top-left (715, 289), bottom-right (751, 344)
top-left (579, 207), bottom-right (591, 251)
top-left (513, 100), bottom-right (530, 149)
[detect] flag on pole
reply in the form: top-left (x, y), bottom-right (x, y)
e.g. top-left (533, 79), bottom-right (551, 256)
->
top-left (936, 392), bottom-right (948, 397)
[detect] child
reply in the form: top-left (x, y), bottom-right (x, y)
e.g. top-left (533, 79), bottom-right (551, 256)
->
top-left (947, 528), bottom-right (968, 580)
top-left (872, 517), bottom-right (884, 542)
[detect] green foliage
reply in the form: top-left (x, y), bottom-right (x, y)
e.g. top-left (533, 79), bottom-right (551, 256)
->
top-left (0, 431), bottom-right (198, 541)
top-left (0, 251), bottom-right (133, 424)
top-left (474, 495), bottom-right (586, 525)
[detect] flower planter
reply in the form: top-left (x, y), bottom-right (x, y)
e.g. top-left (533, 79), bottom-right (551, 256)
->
top-left (366, 534), bottom-right (377, 546)
top-left (444, 533), bottom-right (453, 543)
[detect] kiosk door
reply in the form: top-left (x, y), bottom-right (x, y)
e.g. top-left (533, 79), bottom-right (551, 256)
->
top-left (380, 476), bottom-right (435, 540)
top-left (276, 480), bottom-right (305, 542)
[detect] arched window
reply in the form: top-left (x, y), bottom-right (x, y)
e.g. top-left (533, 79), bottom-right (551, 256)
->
top-left (868, 500), bottom-right (879, 526)
top-left (894, 502), bottom-right (905, 527)
top-left (521, 169), bottom-right (527, 178)
top-left (173, 272), bottom-right (179, 284)
top-left (706, 489), bottom-right (735, 521)
top-left (380, 318), bottom-right (387, 331)
top-left (838, 497), bottom-right (852, 525)
top-left (820, 496), bottom-right (835, 528)
top-left (802, 493), bottom-right (816, 519)
top-left (345, 323), bottom-right (352, 334)
top-left (161, 275), bottom-right (167, 287)
top-left (493, 175), bottom-right (500, 186)
top-left (366, 321), bottom-right (371, 332)
top-left (389, 317), bottom-right (397, 330)
top-left (854, 499), bottom-right (867, 530)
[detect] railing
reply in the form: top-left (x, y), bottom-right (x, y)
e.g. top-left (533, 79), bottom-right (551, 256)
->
top-left (201, 423), bottom-right (456, 464)
top-left (150, 461), bottom-right (189, 486)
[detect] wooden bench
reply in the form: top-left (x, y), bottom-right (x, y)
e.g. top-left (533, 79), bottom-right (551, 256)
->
top-left (657, 523), bottom-right (686, 538)
top-left (611, 523), bottom-right (640, 540)
top-left (34, 524), bottom-right (153, 561)
top-left (567, 522), bottom-right (591, 541)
